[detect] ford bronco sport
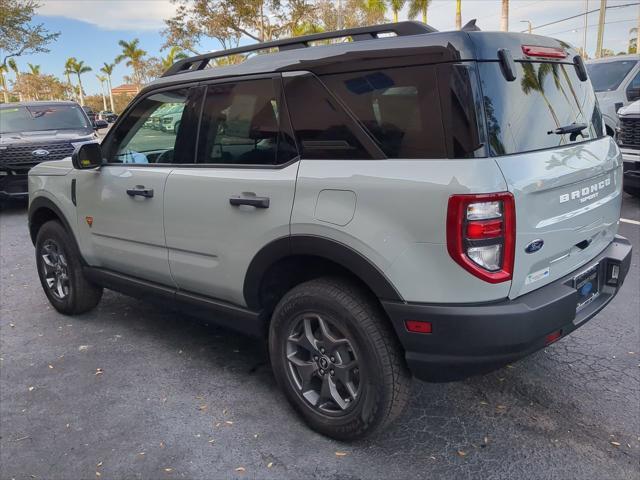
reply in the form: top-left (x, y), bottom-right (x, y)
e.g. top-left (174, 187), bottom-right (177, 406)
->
top-left (28, 22), bottom-right (632, 440)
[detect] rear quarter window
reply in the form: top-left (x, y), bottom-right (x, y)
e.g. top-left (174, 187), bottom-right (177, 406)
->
top-left (321, 63), bottom-right (485, 159)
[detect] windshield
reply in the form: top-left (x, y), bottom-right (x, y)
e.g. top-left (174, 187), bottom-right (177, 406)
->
top-left (479, 61), bottom-right (605, 156)
top-left (0, 105), bottom-right (90, 134)
top-left (586, 60), bottom-right (637, 92)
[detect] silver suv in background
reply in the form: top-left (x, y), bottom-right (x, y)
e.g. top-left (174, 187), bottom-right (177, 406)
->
top-left (617, 99), bottom-right (640, 196)
top-left (586, 54), bottom-right (640, 136)
top-left (27, 23), bottom-right (632, 440)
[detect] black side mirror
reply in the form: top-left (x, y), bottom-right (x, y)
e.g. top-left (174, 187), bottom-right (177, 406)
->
top-left (94, 119), bottom-right (109, 130)
top-left (72, 142), bottom-right (103, 169)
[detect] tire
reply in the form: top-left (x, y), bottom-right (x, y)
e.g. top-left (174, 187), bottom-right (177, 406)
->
top-left (269, 277), bottom-right (411, 440)
top-left (35, 220), bottom-right (103, 315)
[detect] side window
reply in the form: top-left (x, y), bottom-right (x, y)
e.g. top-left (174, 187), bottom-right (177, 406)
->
top-left (627, 71), bottom-right (640, 102)
top-left (197, 78), bottom-right (297, 165)
top-left (284, 74), bottom-right (374, 160)
top-left (322, 66), bottom-right (443, 159)
top-left (104, 88), bottom-right (193, 164)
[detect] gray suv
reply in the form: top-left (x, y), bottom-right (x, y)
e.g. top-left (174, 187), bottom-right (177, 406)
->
top-left (27, 22), bottom-right (632, 440)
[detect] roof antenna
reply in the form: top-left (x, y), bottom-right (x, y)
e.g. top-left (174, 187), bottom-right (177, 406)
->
top-left (462, 19), bottom-right (481, 31)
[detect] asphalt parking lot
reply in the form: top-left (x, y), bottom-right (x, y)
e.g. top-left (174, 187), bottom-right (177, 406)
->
top-left (0, 195), bottom-right (638, 480)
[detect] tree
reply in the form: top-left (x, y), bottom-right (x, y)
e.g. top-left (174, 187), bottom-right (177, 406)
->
top-left (0, 0), bottom-right (59, 67)
top-left (500, 0), bottom-right (509, 32)
top-left (163, 0), bottom-right (318, 52)
top-left (455, 0), bottom-right (462, 30)
top-left (115, 38), bottom-right (147, 92)
top-left (12, 72), bottom-right (66, 101)
top-left (161, 45), bottom-right (188, 71)
top-left (7, 58), bottom-right (22, 101)
top-left (408, 0), bottom-right (431, 24)
top-left (96, 74), bottom-right (108, 110)
top-left (387, 0), bottom-right (404, 23)
top-left (361, 0), bottom-right (386, 26)
top-left (0, 64), bottom-right (9, 102)
top-left (629, 27), bottom-right (638, 54)
top-left (64, 57), bottom-right (76, 101)
top-left (100, 62), bottom-right (115, 111)
top-left (27, 62), bottom-right (40, 75)
top-left (69, 59), bottom-right (91, 105)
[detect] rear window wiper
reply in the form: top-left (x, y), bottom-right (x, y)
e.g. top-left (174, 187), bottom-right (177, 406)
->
top-left (548, 122), bottom-right (588, 141)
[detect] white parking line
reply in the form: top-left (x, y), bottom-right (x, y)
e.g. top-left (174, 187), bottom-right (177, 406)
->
top-left (620, 218), bottom-right (640, 226)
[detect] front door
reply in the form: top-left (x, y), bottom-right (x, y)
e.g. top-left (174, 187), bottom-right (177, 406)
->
top-left (76, 86), bottom-right (200, 285)
top-left (164, 76), bottom-right (299, 306)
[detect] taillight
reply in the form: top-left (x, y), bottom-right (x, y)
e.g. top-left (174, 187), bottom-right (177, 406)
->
top-left (521, 45), bottom-right (567, 59)
top-left (447, 193), bottom-right (515, 283)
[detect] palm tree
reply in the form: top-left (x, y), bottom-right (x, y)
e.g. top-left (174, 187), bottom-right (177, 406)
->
top-left (27, 63), bottom-right (41, 75)
top-left (70, 59), bottom-right (91, 106)
top-left (520, 62), bottom-right (560, 129)
top-left (64, 57), bottom-right (77, 101)
top-left (161, 46), bottom-right (188, 71)
top-left (0, 64), bottom-right (9, 103)
top-left (361, 0), bottom-right (386, 26)
top-left (115, 39), bottom-right (147, 92)
top-left (7, 59), bottom-right (22, 101)
top-left (388, 0), bottom-right (405, 23)
top-left (100, 62), bottom-right (116, 112)
top-left (455, 0), bottom-right (462, 30)
top-left (408, 0), bottom-right (431, 23)
top-left (292, 22), bottom-right (324, 37)
top-left (500, 0), bottom-right (509, 31)
top-left (96, 74), bottom-right (108, 111)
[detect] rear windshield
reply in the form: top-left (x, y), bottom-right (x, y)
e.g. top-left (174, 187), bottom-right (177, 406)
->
top-left (479, 61), bottom-right (605, 156)
top-left (0, 105), bottom-right (90, 134)
top-left (586, 60), bottom-right (637, 92)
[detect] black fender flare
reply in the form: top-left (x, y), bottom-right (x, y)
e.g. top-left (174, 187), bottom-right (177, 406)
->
top-left (28, 197), bottom-right (80, 254)
top-left (243, 235), bottom-right (403, 309)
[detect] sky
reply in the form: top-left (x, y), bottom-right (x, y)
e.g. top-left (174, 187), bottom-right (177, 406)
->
top-left (6, 0), bottom-right (640, 96)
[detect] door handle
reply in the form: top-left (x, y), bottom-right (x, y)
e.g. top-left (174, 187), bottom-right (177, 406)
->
top-left (229, 194), bottom-right (270, 209)
top-left (126, 185), bottom-right (154, 198)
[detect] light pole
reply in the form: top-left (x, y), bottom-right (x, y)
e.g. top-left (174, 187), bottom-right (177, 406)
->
top-left (520, 20), bottom-right (532, 34)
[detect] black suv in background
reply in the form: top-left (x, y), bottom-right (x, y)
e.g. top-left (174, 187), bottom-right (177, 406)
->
top-left (0, 101), bottom-right (107, 200)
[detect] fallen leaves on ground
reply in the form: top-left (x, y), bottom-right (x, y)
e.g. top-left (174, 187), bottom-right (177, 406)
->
top-left (610, 441), bottom-right (621, 446)
top-left (457, 450), bottom-right (467, 457)
top-left (267, 462), bottom-right (274, 468)
top-left (95, 368), bottom-right (103, 376)
top-left (28, 386), bottom-right (35, 392)
top-left (235, 467), bottom-right (245, 473)
top-left (164, 467), bottom-right (173, 473)
top-left (335, 451), bottom-right (348, 457)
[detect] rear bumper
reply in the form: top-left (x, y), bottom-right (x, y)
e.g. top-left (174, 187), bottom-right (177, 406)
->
top-left (382, 236), bottom-right (632, 382)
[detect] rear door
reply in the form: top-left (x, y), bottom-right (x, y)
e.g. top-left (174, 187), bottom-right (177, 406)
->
top-left (478, 60), bottom-right (622, 299)
top-left (163, 75), bottom-right (299, 306)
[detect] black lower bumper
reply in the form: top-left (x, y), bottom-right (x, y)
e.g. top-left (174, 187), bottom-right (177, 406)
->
top-left (382, 236), bottom-right (632, 382)
top-left (0, 173), bottom-right (28, 200)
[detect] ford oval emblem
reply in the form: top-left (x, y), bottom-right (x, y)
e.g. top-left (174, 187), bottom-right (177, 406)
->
top-left (32, 149), bottom-right (50, 157)
top-left (525, 239), bottom-right (544, 254)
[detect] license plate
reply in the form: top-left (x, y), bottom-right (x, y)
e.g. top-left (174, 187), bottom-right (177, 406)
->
top-left (574, 264), bottom-right (599, 312)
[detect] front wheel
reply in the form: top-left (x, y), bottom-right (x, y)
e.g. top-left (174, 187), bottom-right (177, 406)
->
top-left (269, 277), bottom-right (411, 440)
top-left (35, 220), bottom-right (103, 315)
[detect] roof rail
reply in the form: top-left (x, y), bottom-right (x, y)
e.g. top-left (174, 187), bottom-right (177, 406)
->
top-left (162, 21), bottom-right (437, 77)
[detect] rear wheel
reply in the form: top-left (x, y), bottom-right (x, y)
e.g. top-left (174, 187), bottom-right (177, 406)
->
top-left (269, 277), bottom-right (411, 440)
top-left (35, 220), bottom-right (103, 315)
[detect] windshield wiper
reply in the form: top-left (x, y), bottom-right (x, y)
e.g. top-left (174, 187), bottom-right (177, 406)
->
top-left (548, 122), bottom-right (588, 141)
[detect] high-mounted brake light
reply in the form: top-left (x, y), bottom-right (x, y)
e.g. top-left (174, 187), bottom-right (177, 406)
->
top-left (447, 193), bottom-right (515, 283)
top-left (521, 45), bottom-right (567, 59)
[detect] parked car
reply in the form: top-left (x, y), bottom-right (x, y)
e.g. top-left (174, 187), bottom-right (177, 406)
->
top-left (98, 110), bottom-right (118, 123)
top-left (81, 106), bottom-right (97, 123)
top-left (0, 101), bottom-right (106, 200)
top-left (160, 104), bottom-right (186, 133)
top-left (617, 100), bottom-right (640, 196)
top-left (586, 54), bottom-right (640, 136)
top-left (28, 22), bottom-right (632, 440)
